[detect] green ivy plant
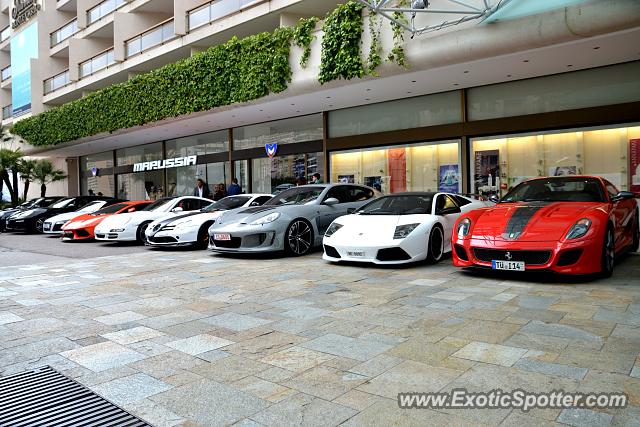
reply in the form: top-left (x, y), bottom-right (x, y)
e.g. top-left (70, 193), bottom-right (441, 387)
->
top-left (388, 1), bottom-right (408, 69)
top-left (318, 1), bottom-right (365, 84)
top-left (293, 16), bottom-right (319, 68)
top-left (12, 18), bottom-right (318, 147)
top-left (366, 10), bottom-right (382, 76)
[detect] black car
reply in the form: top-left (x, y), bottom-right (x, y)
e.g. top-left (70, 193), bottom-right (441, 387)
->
top-left (0, 197), bottom-right (64, 232)
top-left (5, 196), bottom-right (121, 233)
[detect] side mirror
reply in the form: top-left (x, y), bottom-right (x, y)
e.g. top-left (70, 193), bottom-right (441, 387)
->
top-left (611, 191), bottom-right (635, 202)
top-left (489, 194), bottom-right (500, 204)
top-left (324, 197), bottom-right (340, 206)
top-left (171, 207), bottom-right (183, 213)
top-left (347, 207), bottom-right (356, 214)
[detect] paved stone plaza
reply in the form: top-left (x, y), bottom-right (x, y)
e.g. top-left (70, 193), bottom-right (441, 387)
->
top-left (0, 250), bottom-right (639, 426)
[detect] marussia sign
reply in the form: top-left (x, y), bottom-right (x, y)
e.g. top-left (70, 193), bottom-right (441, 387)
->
top-left (133, 155), bottom-right (197, 172)
top-left (12, 0), bottom-right (40, 29)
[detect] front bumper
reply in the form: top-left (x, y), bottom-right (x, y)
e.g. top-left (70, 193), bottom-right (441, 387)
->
top-left (43, 221), bottom-right (66, 234)
top-left (62, 228), bottom-right (94, 241)
top-left (451, 236), bottom-right (602, 275)
top-left (208, 223), bottom-right (281, 253)
top-left (146, 227), bottom-right (199, 247)
top-left (95, 226), bottom-right (137, 242)
top-left (5, 218), bottom-right (35, 232)
top-left (322, 239), bottom-right (425, 265)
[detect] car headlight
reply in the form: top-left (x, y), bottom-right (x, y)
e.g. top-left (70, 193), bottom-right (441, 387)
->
top-left (250, 212), bottom-right (280, 225)
top-left (566, 218), bottom-right (591, 240)
top-left (456, 218), bottom-right (471, 238)
top-left (325, 222), bottom-right (343, 237)
top-left (394, 223), bottom-right (420, 239)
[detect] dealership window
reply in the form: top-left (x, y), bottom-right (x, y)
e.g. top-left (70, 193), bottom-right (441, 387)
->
top-left (206, 161), bottom-right (231, 192)
top-left (330, 140), bottom-right (460, 194)
top-left (252, 153), bottom-right (323, 194)
top-left (117, 170), bottom-right (165, 200)
top-left (116, 142), bottom-right (163, 166)
top-left (233, 114), bottom-right (323, 150)
top-left (328, 91), bottom-right (461, 138)
top-left (166, 130), bottom-right (228, 157)
top-left (471, 125), bottom-right (640, 197)
top-left (234, 160), bottom-right (249, 193)
top-left (80, 151), bottom-right (114, 196)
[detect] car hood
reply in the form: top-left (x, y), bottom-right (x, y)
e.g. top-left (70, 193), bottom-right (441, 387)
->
top-left (331, 214), bottom-right (429, 243)
top-left (97, 211), bottom-right (160, 229)
top-left (215, 205), bottom-right (283, 225)
top-left (148, 211), bottom-right (220, 234)
top-left (46, 212), bottom-right (82, 224)
top-left (63, 213), bottom-right (107, 230)
top-left (470, 201), bottom-right (607, 242)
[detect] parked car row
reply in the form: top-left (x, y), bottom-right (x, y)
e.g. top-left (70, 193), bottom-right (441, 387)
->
top-left (1, 176), bottom-right (637, 278)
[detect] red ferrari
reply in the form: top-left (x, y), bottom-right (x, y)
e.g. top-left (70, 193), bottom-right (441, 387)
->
top-left (61, 200), bottom-right (152, 241)
top-left (452, 176), bottom-right (639, 277)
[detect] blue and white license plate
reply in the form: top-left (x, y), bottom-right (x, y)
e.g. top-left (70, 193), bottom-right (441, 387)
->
top-left (492, 260), bottom-right (525, 271)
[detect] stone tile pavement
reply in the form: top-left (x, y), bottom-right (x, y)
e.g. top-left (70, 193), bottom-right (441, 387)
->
top-left (0, 251), bottom-right (639, 426)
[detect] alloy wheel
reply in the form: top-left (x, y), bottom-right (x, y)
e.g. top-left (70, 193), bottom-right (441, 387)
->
top-left (287, 220), bottom-right (312, 255)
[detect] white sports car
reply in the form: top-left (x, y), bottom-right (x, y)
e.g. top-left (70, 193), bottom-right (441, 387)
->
top-left (94, 196), bottom-right (211, 243)
top-left (42, 200), bottom-right (112, 235)
top-left (145, 194), bottom-right (273, 249)
top-left (322, 192), bottom-right (492, 264)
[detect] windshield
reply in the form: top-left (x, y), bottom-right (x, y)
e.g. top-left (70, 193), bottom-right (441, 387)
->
top-left (93, 203), bottom-right (128, 215)
top-left (265, 186), bottom-right (324, 206)
top-left (142, 198), bottom-right (173, 211)
top-left (357, 195), bottom-right (434, 215)
top-left (501, 177), bottom-right (606, 203)
top-left (202, 196), bottom-right (251, 212)
top-left (77, 201), bottom-right (105, 213)
top-left (23, 198), bottom-right (43, 208)
top-left (50, 198), bottom-right (75, 208)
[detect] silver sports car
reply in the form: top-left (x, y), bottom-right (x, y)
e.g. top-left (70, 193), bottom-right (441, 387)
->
top-left (208, 184), bottom-right (377, 255)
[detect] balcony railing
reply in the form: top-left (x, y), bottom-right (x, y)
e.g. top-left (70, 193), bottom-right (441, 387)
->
top-left (51, 18), bottom-right (78, 47)
top-left (79, 49), bottom-right (115, 78)
top-left (1, 65), bottom-right (10, 81)
top-left (188, 0), bottom-right (262, 31)
top-left (87, 0), bottom-right (126, 25)
top-left (44, 69), bottom-right (70, 94)
top-left (0, 26), bottom-right (10, 42)
top-left (125, 19), bottom-right (175, 58)
top-left (2, 104), bottom-right (12, 120)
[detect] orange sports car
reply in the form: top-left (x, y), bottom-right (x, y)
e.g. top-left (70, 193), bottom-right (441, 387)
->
top-left (61, 200), bottom-right (152, 241)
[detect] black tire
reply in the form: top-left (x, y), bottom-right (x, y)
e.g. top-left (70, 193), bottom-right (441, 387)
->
top-left (136, 222), bottom-right (151, 244)
top-left (284, 219), bottom-right (314, 256)
top-left (600, 226), bottom-right (615, 278)
top-left (196, 222), bottom-right (213, 250)
top-left (426, 224), bottom-right (445, 263)
top-left (631, 210), bottom-right (639, 253)
top-left (35, 217), bottom-right (45, 233)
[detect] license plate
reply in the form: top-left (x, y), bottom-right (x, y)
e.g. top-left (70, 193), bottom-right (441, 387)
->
top-left (347, 251), bottom-right (365, 257)
top-left (492, 260), bottom-right (525, 271)
top-left (214, 233), bottom-right (231, 241)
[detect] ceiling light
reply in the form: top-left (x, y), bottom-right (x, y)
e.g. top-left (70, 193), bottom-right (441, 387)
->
top-left (567, 64), bottom-right (573, 67)
top-left (506, 74), bottom-right (512, 77)
top-left (453, 84), bottom-right (459, 86)
top-left (326, 96), bottom-right (331, 99)
top-left (406, 91), bottom-right (412, 94)
top-left (411, 80), bottom-right (416, 83)
top-left (523, 59), bottom-right (529, 63)
top-left (290, 103), bottom-right (295, 106)
top-left (593, 46), bottom-right (600, 50)
top-left (365, 98), bottom-right (370, 101)
top-left (463, 70), bottom-right (469, 74)
top-left (366, 88), bottom-right (371, 91)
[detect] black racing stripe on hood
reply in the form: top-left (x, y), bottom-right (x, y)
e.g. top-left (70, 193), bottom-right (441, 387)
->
top-left (238, 206), bottom-right (275, 215)
top-left (501, 202), bottom-right (549, 240)
top-left (148, 211), bottom-right (203, 235)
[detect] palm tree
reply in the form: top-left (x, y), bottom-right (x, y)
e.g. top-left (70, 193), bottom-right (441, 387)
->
top-left (33, 160), bottom-right (67, 197)
top-left (18, 158), bottom-right (37, 200)
top-left (0, 148), bottom-right (23, 205)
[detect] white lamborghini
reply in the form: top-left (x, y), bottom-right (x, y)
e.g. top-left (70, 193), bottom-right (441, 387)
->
top-left (145, 194), bottom-right (273, 249)
top-left (322, 192), bottom-right (492, 264)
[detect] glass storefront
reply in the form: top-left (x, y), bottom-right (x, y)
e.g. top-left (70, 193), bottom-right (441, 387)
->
top-left (118, 170), bottom-right (165, 200)
top-left (80, 151), bottom-right (114, 196)
top-left (116, 142), bottom-right (163, 166)
top-left (330, 140), bottom-right (460, 194)
top-left (166, 130), bottom-right (228, 157)
top-left (251, 153), bottom-right (324, 194)
top-left (233, 114), bottom-right (323, 150)
top-left (471, 125), bottom-right (640, 197)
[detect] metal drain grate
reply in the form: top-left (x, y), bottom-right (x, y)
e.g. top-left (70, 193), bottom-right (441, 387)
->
top-left (0, 365), bottom-right (150, 426)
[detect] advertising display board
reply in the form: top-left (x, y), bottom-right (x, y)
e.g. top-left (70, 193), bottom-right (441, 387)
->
top-left (11, 22), bottom-right (39, 117)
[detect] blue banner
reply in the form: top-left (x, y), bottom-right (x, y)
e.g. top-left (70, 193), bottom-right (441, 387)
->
top-left (11, 22), bottom-right (38, 117)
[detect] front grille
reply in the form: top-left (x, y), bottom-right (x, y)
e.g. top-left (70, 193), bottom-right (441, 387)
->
top-left (472, 248), bottom-right (551, 265)
top-left (76, 229), bottom-right (90, 238)
top-left (376, 247), bottom-right (411, 261)
top-left (0, 365), bottom-right (149, 426)
top-left (454, 244), bottom-right (468, 261)
top-left (52, 223), bottom-right (64, 232)
top-left (95, 233), bottom-right (105, 239)
top-left (160, 225), bottom-right (175, 231)
top-left (149, 236), bottom-right (178, 244)
top-left (211, 236), bottom-right (242, 249)
top-left (324, 245), bottom-right (341, 258)
top-left (557, 249), bottom-right (583, 266)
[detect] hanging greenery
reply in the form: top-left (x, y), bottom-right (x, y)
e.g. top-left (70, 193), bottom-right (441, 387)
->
top-left (366, 10), bottom-right (382, 76)
top-left (293, 16), bottom-right (319, 68)
top-left (318, 1), bottom-right (365, 84)
top-left (11, 17), bottom-right (318, 147)
top-left (388, 1), bottom-right (408, 69)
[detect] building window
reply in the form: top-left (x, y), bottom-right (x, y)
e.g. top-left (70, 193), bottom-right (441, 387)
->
top-left (252, 153), bottom-right (322, 194)
top-left (80, 151), bottom-right (115, 196)
top-left (117, 170), bottom-right (165, 200)
top-left (116, 142), bottom-right (162, 166)
top-left (233, 114), bottom-right (323, 150)
top-left (330, 140), bottom-right (460, 194)
top-left (471, 125), bottom-right (640, 197)
top-left (165, 130), bottom-right (228, 158)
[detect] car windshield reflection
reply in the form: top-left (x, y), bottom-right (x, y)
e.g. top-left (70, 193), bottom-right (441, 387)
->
top-left (265, 186), bottom-right (324, 206)
top-left (356, 195), bottom-right (434, 215)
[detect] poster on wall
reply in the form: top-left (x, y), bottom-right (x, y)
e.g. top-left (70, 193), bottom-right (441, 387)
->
top-left (474, 150), bottom-right (500, 196)
top-left (548, 166), bottom-right (577, 176)
top-left (438, 164), bottom-right (459, 193)
top-left (338, 175), bottom-right (355, 183)
top-left (10, 22), bottom-right (39, 117)
top-left (630, 139), bottom-right (640, 194)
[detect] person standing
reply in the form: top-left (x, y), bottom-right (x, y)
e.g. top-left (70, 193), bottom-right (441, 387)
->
top-left (213, 183), bottom-right (226, 201)
top-left (227, 178), bottom-right (242, 196)
top-left (194, 178), bottom-right (211, 199)
top-left (310, 173), bottom-right (323, 184)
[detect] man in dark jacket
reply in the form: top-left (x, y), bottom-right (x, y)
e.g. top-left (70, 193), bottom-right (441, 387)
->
top-left (193, 179), bottom-right (211, 199)
top-left (227, 178), bottom-right (242, 196)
